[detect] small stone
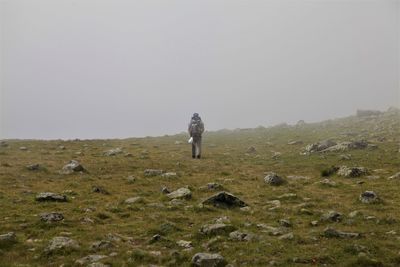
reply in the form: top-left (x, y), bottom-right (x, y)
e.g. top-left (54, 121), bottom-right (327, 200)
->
top-left (40, 212), bottom-right (64, 223)
top-left (319, 179), bottom-right (337, 187)
top-left (45, 236), bottom-right (80, 254)
top-left (323, 227), bottom-right (361, 238)
top-left (61, 160), bottom-right (86, 174)
top-left (104, 148), bottom-right (123, 156)
top-left (310, 221), bottom-right (319, 226)
top-left (278, 219), bottom-right (292, 227)
top-left (337, 166), bottom-right (368, 178)
top-left (191, 252), bottom-right (227, 267)
top-left (0, 232), bottom-right (17, 245)
top-left (26, 164), bottom-right (41, 171)
top-left (177, 240), bottom-right (193, 249)
top-left (19, 146), bottom-right (28, 151)
top-left (200, 223), bottom-right (236, 236)
top-left (229, 230), bottom-right (255, 241)
top-left (321, 211), bottom-right (343, 222)
top-left (90, 240), bottom-right (114, 251)
top-left (348, 211), bottom-right (363, 218)
top-left (92, 186), bottom-right (110, 195)
top-left (278, 232), bottom-right (294, 240)
top-left (161, 187), bottom-right (170, 194)
top-left (75, 254), bottom-right (108, 265)
top-left (161, 172), bottom-right (177, 178)
top-left (264, 172), bottom-right (286, 186)
top-left (144, 169), bottom-right (164, 176)
top-left (388, 172), bottom-right (400, 180)
top-left (167, 188), bottom-right (191, 200)
top-left (202, 191), bottom-right (247, 208)
top-left (124, 197), bottom-right (143, 204)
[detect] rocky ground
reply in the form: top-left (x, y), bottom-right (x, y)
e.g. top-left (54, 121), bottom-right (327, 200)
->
top-left (0, 108), bottom-right (399, 267)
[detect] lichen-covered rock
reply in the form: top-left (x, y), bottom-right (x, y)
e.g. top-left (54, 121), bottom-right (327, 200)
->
top-left (264, 172), bottom-right (286, 186)
top-left (200, 223), bottom-right (236, 236)
top-left (45, 236), bottom-right (80, 254)
top-left (359, 191), bottom-right (380, 204)
top-left (40, 212), bottom-right (64, 223)
top-left (0, 232), bottom-right (17, 246)
top-left (167, 188), bottom-right (191, 200)
top-left (323, 227), bottom-right (361, 238)
top-left (337, 166), bottom-right (368, 177)
top-left (61, 160), bottom-right (86, 174)
top-left (321, 211), bottom-right (343, 222)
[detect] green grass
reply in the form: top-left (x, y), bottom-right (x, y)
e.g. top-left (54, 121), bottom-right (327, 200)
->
top-left (0, 111), bottom-right (399, 266)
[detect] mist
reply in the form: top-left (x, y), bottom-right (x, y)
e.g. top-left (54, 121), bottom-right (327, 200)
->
top-left (1, 0), bottom-right (399, 139)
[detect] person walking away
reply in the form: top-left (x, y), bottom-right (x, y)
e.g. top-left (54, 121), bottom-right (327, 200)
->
top-left (188, 113), bottom-right (205, 159)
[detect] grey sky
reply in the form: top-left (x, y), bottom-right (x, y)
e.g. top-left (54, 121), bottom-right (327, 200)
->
top-left (1, 0), bottom-right (399, 139)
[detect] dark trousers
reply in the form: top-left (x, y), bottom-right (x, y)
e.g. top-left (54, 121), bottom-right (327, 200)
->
top-left (192, 136), bottom-right (202, 158)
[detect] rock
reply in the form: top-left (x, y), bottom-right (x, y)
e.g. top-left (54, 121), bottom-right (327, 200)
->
top-left (126, 176), bottom-right (136, 183)
top-left (104, 148), bottom-right (123, 156)
top-left (348, 210), bottom-right (363, 218)
top-left (90, 240), bottom-right (114, 251)
top-left (124, 197), bottom-right (143, 204)
top-left (0, 141), bottom-right (8, 147)
top-left (340, 154), bottom-right (352, 160)
top-left (61, 160), bottom-right (86, 174)
top-left (0, 232), bottom-right (17, 246)
top-left (40, 212), bottom-right (64, 223)
top-left (278, 232), bottom-right (294, 240)
top-left (202, 191), bottom-right (247, 208)
top-left (319, 179), bottom-right (337, 187)
top-left (359, 191), bottom-right (380, 204)
top-left (167, 188), bottom-right (191, 200)
top-left (321, 211), bottom-right (343, 222)
top-left (161, 172), bottom-right (177, 178)
top-left (337, 166), bottom-right (368, 177)
top-left (278, 219), bottom-right (292, 227)
top-left (322, 140), bottom-right (369, 152)
top-left (388, 172), bottom-right (400, 180)
top-left (75, 254), bottom-right (108, 265)
top-left (175, 141), bottom-right (183, 145)
top-left (161, 187), bottom-right (170, 194)
top-left (19, 146), bottom-right (28, 151)
top-left (264, 172), bottom-right (286, 186)
top-left (177, 240), bottom-right (193, 249)
top-left (214, 216), bottom-right (231, 224)
top-left (229, 231), bottom-right (255, 241)
top-left (92, 186), bottom-right (110, 195)
top-left (304, 140), bottom-right (337, 153)
top-left (323, 227), bottom-right (361, 238)
top-left (35, 192), bottom-right (67, 202)
top-left (87, 263), bottom-right (110, 267)
top-left (310, 221), bottom-right (319, 226)
top-left (45, 236), bottom-right (80, 254)
top-left (200, 183), bottom-right (223, 191)
top-left (266, 200), bottom-right (281, 210)
top-left (246, 146), bottom-right (257, 154)
top-left (191, 252), bottom-right (227, 267)
top-left (257, 224), bottom-right (287, 236)
top-left (277, 193), bottom-right (297, 199)
top-left (144, 169), bottom-right (164, 176)
top-left (26, 164), bottom-right (41, 171)
top-left (169, 198), bottom-right (185, 206)
top-left (200, 223), bottom-right (236, 236)
top-left (287, 140), bottom-right (303, 145)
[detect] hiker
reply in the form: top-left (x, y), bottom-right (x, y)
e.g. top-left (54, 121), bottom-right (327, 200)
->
top-left (188, 113), bottom-right (205, 159)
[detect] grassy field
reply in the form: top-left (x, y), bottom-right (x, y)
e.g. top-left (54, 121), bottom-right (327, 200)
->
top-left (0, 109), bottom-right (399, 267)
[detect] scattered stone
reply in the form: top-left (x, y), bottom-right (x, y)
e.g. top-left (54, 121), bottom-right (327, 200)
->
top-left (339, 154), bottom-right (352, 160)
top-left (45, 236), bottom-right (80, 254)
top-left (304, 140), bottom-right (336, 153)
top-left (124, 197), bottom-right (143, 204)
top-left (58, 145), bottom-right (66, 150)
top-left (61, 160), bottom-right (86, 174)
top-left (310, 220), bottom-right (319, 226)
top-left (144, 169), bottom-right (164, 176)
top-left (214, 216), bottom-right (231, 224)
top-left (92, 186), bottom-right (110, 195)
top-left (319, 179), bottom-right (337, 187)
top-left (278, 232), bottom-right (294, 240)
top-left (75, 254), bottom-right (108, 265)
top-left (266, 200), bottom-right (281, 210)
top-left (126, 176), bottom-right (136, 183)
top-left (0, 232), bottom-right (17, 246)
top-left (177, 240), bottom-right (193, 249)
top-left (321, 211), bottom-right (343, 222)
top-left (169, 198), bottom-right (185, 206)
top-left (200, 223), bottom-right (236, 236)
top-left (278, 219), bottom-right (292, 227)
top-left (40, 212), bottom-right (64, 223)
top-left (35, 192), bottom-right (67, 202)
top-left (277, 193), bottom-right (297, 199)
top-left (348, 210), bottom-right (363, 218)
top-left (90, 240), bottom-right (114, 251)
top-left (104, 148), bottom-right (123, 156)
top-left (388, 172), bottom-right (400, 180)
top-left (26, 164), bottom-right (41, 171)
top-left (161, 172), bottom-right (177, 178)
top-left (257, 224), bottom-right (287, 236)
top-left (175, 141), bottom-right (183, 145)
top-left (202, 191), bottom-right (247, 208)
top-left (167, 188), bottom-right (191, 200)
top-left (0, 141), bottom-right (8, 147)
top-left (323, 227), bottom-right (361, 238)
top-left (191, 252), bottom-right (227, 267)
top-left (288, 140), bottom-right (303, 145)
top-left (322, 140), bottom-right (369, 152)
top-left (264, 172), bottom-right (286, 186)
top-left (229, 230), bottom-right (255, 241)
top-left (246, 146), bottom-right (257, 154)
top-left (200, 183), bottom-right (224, 191)
top-left (19, 146), bottom-right (28, 151)
top-left (161, 187), bottom-right (170, 194)
top-left (359, 191), bottom-right (380, 204)
top-left (337, 166), bottom-right (368, 177)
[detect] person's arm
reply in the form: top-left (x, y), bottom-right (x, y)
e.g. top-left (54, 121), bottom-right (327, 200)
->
top-left (188, 122), bottom-right (192, 137)
top-left (200, 121), bottom-right (205, 134)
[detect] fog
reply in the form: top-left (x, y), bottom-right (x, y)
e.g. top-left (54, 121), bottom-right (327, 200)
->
top-left (0, 0), bottom-right (399, 139)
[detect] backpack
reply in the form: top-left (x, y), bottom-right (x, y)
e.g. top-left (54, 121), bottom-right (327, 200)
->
top-left (190, 119), bottom-right (203, 137)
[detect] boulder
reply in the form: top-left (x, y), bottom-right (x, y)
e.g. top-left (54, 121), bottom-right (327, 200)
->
top-left (191, 253), bottom-right (227, 267)
top-left (35, 192), bottom-right (67, 202)
top-left (337, 166), bottom-right (368, 177)
top-left (202, 191), bottom-right (247, 208)
top-left (305, 140), bottom-right (337, 153)
top-left (264, 172), bottom-right (286, 186)
top-left (61, 160), bottom-right (86, 174)
top-left (0, 232), bottom-right (17, 246)
top-left (167, 188), bottom-right (191, 200)
top-left (359, 191), bottom-right (380, 204)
